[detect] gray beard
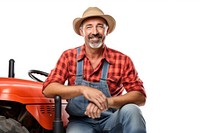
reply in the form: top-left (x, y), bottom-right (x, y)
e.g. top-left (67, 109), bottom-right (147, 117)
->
top-left (89, 41), bottom-right (103, 49)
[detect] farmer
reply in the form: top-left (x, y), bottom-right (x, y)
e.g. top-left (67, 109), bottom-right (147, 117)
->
top-left (43, 7), bottom-right (147, 133)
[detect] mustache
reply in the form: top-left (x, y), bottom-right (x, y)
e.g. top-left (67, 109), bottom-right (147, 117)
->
top-left (88, 33), bottom-right (102, 39)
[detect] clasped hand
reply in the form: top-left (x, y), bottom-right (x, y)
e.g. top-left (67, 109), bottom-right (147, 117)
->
top-left (85, 102), bottom-right (105, 119)
top-left (82, 86), bottom-right (108, 119)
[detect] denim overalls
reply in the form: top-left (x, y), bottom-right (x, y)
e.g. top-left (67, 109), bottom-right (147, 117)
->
top-left (66, 47), bottom-right (146, 133)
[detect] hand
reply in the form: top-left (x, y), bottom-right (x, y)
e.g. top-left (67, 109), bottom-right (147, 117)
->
top-left (85, 102), bottom-right (102, 119)
top-left (81, 86), bottom-right (108, 111)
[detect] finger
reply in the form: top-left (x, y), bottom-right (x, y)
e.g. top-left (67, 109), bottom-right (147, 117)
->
top-left (89, 104), bottom-right (96, 119)
top-left (91, 98), bottom-right (104, 110)
top-left (85, 103), bottom-right (97, 118)
top-left (85, 103), bottom-right (101, 119)
top-left (85, 103), bottom-right (92, 118)
top-left (91, 106), bottom-right (97, 119)
top-left (95, 94), bottom-right (108, 111)
top-left (96, 108), bottom-right (101, 118)
top-left (91, 105), bottom-right (101, 119)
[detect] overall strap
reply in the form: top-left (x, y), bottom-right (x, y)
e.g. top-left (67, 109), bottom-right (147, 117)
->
top-left (76, 47), bottom-right (83, 78)
top-left (100, 60), bottom-right (109, 81)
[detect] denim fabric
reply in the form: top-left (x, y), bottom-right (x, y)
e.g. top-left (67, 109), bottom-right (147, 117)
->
top-left (66, 47), bottom-right (146, 133)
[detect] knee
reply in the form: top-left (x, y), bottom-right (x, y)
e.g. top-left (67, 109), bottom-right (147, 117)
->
top-left (118, 104), bottom-right (145, 121)
top-left (119, 104), bottom-right (146, 132)
top-left (120, 104), bottom-right (142, 116)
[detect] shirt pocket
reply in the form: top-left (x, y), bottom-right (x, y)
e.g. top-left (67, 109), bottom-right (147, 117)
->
top-left (107, 75), bottom-right (124, 95)
top-left (107, 75), bottom-right (122, 87)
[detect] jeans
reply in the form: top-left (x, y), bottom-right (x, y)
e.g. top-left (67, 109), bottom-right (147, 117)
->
top-left (66, 104), bottom-right (146, 133)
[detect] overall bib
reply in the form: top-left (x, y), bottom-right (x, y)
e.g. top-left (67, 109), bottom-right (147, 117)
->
top-left (66, 47), bottom-right (114, 117)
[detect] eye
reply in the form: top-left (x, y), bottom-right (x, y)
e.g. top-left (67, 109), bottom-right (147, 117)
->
top-left (96, 25), bottom-right (104, 30)
top-left (86, 25), bottom-right (92, 29)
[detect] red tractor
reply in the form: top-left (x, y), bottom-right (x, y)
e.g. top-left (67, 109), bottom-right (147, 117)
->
top-left (0, 59), bottom-right (68, 133)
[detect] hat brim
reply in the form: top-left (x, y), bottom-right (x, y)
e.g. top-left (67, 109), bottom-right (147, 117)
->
top-left (73, 15), bottom-right (116, 36)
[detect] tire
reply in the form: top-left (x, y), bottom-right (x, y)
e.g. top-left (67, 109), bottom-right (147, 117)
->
top-left (0, 116), bottom-right (29, 133)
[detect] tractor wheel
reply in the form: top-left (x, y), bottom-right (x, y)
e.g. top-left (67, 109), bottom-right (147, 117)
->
top-left (0, 116), bottom-right (29, 133)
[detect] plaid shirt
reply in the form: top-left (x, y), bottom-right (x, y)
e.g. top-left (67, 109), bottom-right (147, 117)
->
top-left (43, 44), bottom-right (146, 97)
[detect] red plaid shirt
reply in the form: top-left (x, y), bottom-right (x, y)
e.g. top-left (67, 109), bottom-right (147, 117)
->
top-left (43, 44), bottom-right (146, 97)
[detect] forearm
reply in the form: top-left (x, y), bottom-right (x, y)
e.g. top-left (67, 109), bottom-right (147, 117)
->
top-left (42, 82), bottom-right (83, 99)
top-left (108, 91), bottom-right (146, 109)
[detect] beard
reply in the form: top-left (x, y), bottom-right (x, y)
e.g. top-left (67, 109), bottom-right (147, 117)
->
top-left (87, 33), bottom-right (104, 49)
top-left (88, 39), bottom-right (103, 48)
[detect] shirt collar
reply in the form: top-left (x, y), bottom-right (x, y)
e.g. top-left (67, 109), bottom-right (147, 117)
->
top-left (77, 44), bottom-right (114, 65)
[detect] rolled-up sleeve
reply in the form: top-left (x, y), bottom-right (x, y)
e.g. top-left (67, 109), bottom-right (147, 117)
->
top-left (42, 51), bottom-right (68, 91)
top-left (122, 56), bottom-right (146, 97)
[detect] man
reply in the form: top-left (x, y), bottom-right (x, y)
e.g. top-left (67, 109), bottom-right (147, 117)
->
top-left (43, 7), bottom-right (146, 133)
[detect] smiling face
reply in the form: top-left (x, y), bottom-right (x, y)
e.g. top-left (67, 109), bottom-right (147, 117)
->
top-left (80, 17), bottom-right (109, 49)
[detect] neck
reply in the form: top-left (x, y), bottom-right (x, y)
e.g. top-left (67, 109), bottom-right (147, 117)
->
top-left (85, 44), bottom-right (104, 60)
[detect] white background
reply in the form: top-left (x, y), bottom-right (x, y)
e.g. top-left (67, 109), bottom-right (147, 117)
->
top-left (0, 0), bottom-right (200, 132)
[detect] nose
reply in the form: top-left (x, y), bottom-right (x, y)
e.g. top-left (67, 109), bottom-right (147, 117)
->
top-left (91, 27), bottom-right (99, 35)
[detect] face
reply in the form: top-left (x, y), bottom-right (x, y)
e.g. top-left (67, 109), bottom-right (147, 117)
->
top-left (80, 17), bottom-right (108, 49)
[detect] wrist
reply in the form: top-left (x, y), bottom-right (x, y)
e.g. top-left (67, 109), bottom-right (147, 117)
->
top-left (78, 85), bottom-right (84, 94)
top-left (107, 97), bottom-right (114, 108)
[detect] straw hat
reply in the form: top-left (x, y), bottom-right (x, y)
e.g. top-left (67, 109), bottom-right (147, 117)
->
top-left (73, 7), bottom-right (116, 35)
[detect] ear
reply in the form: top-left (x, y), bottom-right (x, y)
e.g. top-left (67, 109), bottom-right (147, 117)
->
top-left (106, 28), bottom-right (109, 35)
top-left (79, 28), bottom-right (84, 36)
top-left (105, 27), bottom-right (109, 35)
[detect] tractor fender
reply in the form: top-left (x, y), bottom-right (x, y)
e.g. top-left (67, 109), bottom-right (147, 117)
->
top-left (26, 104), bottom-right (69, 130)
top-left (0, 78), bottom-right (51, 104)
